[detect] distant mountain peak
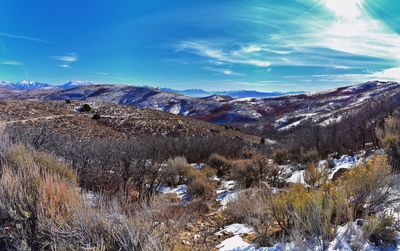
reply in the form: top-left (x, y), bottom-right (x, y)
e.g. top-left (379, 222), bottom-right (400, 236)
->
top-left (0, 80), bottom-right (50, 89)
top-left (60, 80), bottom-right (96, 89)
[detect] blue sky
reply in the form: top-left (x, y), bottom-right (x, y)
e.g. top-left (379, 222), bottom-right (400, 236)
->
top-left (1, 0), bottom-right (400, 91)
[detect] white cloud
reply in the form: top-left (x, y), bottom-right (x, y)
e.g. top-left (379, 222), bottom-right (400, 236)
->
top-left (2, 60), bottom-right (23, 66)
top-left (177, 41), bottom-right (271, 67)
top-left (371, 67), bottom-right (400, 81)
top-left (241, 44), bottom-right (291, 55)
top-left (53, 53), bottom-right (78, 68)
top-left (312, 0), bottom-right (400, 61)
top-left (53, 54), bottom-right (78, 63)
top-left (307, 67), bottom-right (400, 85)
top-left (204, 67), bottom-right (242, 76)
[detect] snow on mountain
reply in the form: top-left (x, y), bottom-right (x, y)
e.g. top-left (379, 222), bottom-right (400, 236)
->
top-left (0, 81), bottom-right (10, 87)
top-left (59, 80), bottom-right (96, 89)
top-left (0, 80), bottom-right (51, 89)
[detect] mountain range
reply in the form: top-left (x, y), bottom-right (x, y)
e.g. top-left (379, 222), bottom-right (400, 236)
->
top-left (0, 80), bottom-right (95, 90)
top-left (0, 80), bottom-right (302, 99)
top-left (159, 87), bottom-right (303, 98)
top-left (1, 79), bottom-right (398, 137)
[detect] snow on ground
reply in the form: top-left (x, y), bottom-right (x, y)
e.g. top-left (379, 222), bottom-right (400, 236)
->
top-left (216, 180), bottom-right (238, 208)
top-left (217, 180), bottom-right (236, 194)
top-left (158, 184), bottom-right (190, 200)
top-left (169, 104), bottom-right (181, 115)
top-left (329, 155), bottom-right (361, 179)
top-left (216, 191), bottom-right (238, 208)
top-left (216, 235), bottom-right (254, 251)
top-left (274, 116), bottom-right (289, 128)
top-left (216, 220), bottom-right (399, 251)
top-left (328, 221), bottom-right (378, 251)
top-left (320, 116), bottom-right (343, 126)
top-left (278, 120), bottom-right (303, 131)
top-left (190, 163), bottom-right (205, 170)
top-left (286, 154), bottom-right (365, 184)
top-left (215, 224), bottom-right (255, 236)
top-left (287, 170), bottom-right (306, 184)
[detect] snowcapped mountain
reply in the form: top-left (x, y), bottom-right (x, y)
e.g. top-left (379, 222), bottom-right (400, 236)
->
top-left (59, 81), bottom-right (96, 89)
top-left (160, 87), bottom-right (303, 99)
top-left (0, 80), bottom-right (51, 89)
top-left (160, 88), bottom-right (212, 97)
top-left (0, 81), bottom-right (10, 87)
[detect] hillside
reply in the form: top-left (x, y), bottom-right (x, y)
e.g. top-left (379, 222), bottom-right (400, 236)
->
top-left (37, 81), bottom-right (400, 134)
top-left (0, 100), bottom-right (259, 142)
top-left (0, 81), bottom-right (399, 140)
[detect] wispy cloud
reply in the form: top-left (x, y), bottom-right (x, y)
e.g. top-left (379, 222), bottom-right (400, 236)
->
top-left (204, 67), bottom-right (242, 76)
top-left (2, 60), bottom-right (23, 66)
top-left (177, 41), bottom-right (272, 67)
top-left (0, 32), bottom-right (53, 44)
top-left (313, 0), bottom-right (400, 61)
top-left (53, 53), bottom-right (78, 68)
top-left (370, 67), bottom-right (400, 81)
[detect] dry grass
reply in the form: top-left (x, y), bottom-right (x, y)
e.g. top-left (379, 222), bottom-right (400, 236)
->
top-left (0, 145), bottom-right (186, 250)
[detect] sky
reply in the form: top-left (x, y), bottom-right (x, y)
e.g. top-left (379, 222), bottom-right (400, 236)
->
top-left (1, 0), bottom-right (400, 92)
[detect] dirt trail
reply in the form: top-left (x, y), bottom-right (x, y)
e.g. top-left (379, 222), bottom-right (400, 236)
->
top-left (4, 114), bottom-right (76, 125)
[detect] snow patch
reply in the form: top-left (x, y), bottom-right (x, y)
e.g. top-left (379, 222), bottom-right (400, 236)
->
top-left (158, 184), bottom-right (190, 200)
top-left (216, 235), bottom-right (254, 251)
top-left (216, 224), bottom-right (255, 236)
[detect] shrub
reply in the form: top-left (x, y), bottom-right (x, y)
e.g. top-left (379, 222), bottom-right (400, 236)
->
top-left (225, 189), bottom-right (272, 245)
top-left (268, 184), bottom-right (348, 247)
top-left (376, 116), bottom-right (400, 171)
top-left (187, 175), bottom-right (214, 198)
top-left (273, 149), bottom-right (289, 165)
top-left (208, 153), bottom-right (231, 177)
top-left (303, 162), bottom-right (329, 188)
top-left (91, 114), bottom-right (101, 120)
top-left (381, 134), bottom-right (400, 172)
top-left (363, 215), bottom-right (397, 247)
top-left (289, 147), bottom-right (320, 164)
top-left (201, 165), bottom-right (216, 178)
top-left (339, 155), bottom-right (399, 218)
top-left (80, 104), bottom-right (91, 112)
top-left (230, 159), bottom-right (254, 188)
top-left (230, 156), bottom-right (279, 188)
top-left (162, 157), bottom-right (190, 186)
top-left (0, 146), bottom-right (185, 250)
top-left (242, 148), bottom-right (254, 159)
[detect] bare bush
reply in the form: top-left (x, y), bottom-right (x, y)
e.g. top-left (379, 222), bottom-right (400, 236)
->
top-left (208, 153), bottom-right (232, 177)
top-left (188, 175), bottom-right (215, 198)
top-left (303, 162), bottom-right (329, 188)
top-left (273, 149), bottom-right (289, 165)
top-left (225, 188), bottom-right (272, 245)
top-left (230, 156), bottom-right (279, 188)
